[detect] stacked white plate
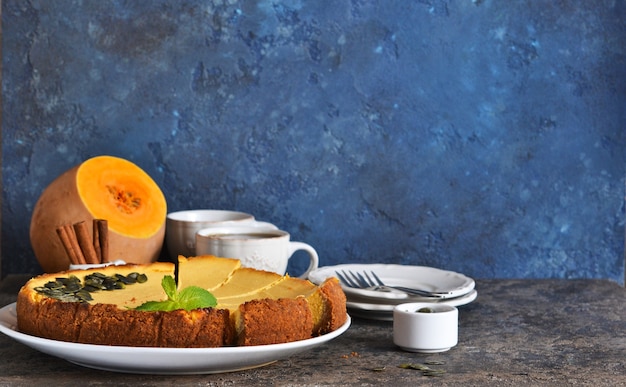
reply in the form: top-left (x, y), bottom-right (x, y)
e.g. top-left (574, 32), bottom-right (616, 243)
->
top-left (308, 264), bottom-right (477, 321)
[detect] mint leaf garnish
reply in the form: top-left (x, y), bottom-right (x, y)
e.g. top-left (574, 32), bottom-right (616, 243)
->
top-left (161, 275), bottom-right (177, 299)
top-left (177, 286), bottom-right (218, 310)
top-left (134, 299), bottom-right (179, 312)
top-left (135, 275), bottom-right (217, 312)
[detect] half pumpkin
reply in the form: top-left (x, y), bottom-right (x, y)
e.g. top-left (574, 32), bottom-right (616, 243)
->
top-left (30, 155), bottom-right (167, 272)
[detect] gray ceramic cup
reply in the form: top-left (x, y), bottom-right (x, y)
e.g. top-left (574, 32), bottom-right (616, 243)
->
top-left (165, 210), bottom-right (276, 259)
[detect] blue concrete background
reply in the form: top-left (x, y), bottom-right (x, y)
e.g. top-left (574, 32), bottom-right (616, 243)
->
top-left (2, 1), bottom-right (625, 283)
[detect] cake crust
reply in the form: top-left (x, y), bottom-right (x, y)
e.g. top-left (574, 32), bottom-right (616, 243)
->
top-left (237, 298), bottom-right (314, 346)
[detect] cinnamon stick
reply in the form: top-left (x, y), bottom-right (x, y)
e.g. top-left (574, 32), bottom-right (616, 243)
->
top-left (73, 221), bottom-right (99, 264)
top-left (94, 219), bottom-right (109, 263)
top-left (62, 224), bottom-right (86, 265)
top-left (56, 225), bottom-right (80, 265)
top-left (92, 219), bottom-right (102, 263)
top-left (98, 219), bottom-right (109, 263)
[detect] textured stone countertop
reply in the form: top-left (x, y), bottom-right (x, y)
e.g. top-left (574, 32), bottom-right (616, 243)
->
top-left (0, 275), bottom-right (624, 386)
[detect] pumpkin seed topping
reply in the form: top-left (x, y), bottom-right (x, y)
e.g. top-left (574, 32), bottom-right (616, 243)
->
top-left (34, 271), bottom-right (148, 303)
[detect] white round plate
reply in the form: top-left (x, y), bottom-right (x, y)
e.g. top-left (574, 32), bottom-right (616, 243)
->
top-left (346, 290), bottom-right (478, 321)
top-left (309, 264), bottom-right (475, 301)
top-left (0, 303), bottom-right (350, 374)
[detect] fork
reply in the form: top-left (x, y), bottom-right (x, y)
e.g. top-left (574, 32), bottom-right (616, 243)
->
top-left (335, 270), bottom-right (450, 298)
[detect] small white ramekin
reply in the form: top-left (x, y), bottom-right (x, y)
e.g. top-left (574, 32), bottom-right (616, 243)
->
top-left (393, 302), bottom-right (458, 353)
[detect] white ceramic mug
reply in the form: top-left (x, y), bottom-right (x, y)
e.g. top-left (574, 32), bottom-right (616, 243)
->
top-left (195, 226), bottom-right (319, 278)
top-left (393, 302), bottom-right (458, 353)
top-left (165, 210), bottom-right (276, 259)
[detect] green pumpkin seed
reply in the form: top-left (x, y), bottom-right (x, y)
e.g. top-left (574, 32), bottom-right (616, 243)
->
top-left (75, 289), bottom-right (93, 301)
top-left (84, 279), bottom-right (104, 289)
top-left (115, 274), bottom-right (135, 285)
top-left (44, 280), bottom-right (63, 289)
top-left (64, 282), bottom-right (81, 292)
top-left (83, 285), bottom-right (100, 293)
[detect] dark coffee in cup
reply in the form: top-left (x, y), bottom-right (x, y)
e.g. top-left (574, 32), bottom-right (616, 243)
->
top-left (209, 233), bottom-right (279, 240)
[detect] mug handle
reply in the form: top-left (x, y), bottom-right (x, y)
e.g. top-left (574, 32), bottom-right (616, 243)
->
top-left (287, 242), bottom-right (319, 279)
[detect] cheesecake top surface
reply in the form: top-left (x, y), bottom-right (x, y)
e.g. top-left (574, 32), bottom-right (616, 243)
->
top-left (24, 262), bottom-right (175, 309)
top-left (177, 255), bottom-right (241, 290)
top-left (208, 267), bottom-right (283, 298)
top-left (22, 257), bottom-right (323, 310)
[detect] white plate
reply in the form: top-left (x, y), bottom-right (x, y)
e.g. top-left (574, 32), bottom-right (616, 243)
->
top-left (0, 303), bottom-right (351, 374)
top-left (309, 264), bottom-right (475, 301)
top-left (346, 290), bottom-right (478, 321)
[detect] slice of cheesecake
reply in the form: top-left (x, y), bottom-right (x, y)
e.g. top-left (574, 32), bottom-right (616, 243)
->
top-left (179, 255), bottom-right (347, 344)
top-left (209, 267), bottom-right (283, 298)
top-left (216, 276), bottom-right (316, 310)
top-left (177, 255), bottom-right (241, 290)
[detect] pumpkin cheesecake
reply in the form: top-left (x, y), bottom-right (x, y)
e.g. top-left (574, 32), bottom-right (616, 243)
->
top-left (16, 255), bottom-right (347, 347)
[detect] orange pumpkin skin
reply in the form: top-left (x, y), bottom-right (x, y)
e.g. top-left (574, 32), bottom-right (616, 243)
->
top-left (30, 156), bottom-right (167, 273)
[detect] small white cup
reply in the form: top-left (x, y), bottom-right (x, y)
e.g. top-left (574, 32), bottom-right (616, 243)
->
top-left (393, 302), bottom-right (458, 353)
top-left (195, 226), bottom-right (318, 278)
top-left (165, 210), bottom-right (276, 259)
